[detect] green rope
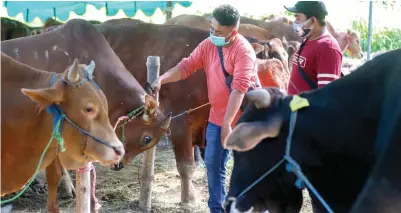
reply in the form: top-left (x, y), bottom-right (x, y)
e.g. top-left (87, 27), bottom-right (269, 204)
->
top-left (1, 119), bottom-right (66, 205)
top-left (120, 105), bottom-right (144, 143)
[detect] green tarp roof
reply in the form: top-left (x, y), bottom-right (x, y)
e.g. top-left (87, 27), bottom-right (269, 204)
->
top-left (2, 1), bottom-right (193, 22)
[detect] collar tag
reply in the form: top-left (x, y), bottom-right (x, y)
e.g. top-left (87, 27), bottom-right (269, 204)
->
top-left (289, 95), bottom-right (310, 112)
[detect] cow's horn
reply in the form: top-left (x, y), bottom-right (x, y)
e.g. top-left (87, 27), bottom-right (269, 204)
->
top-left (161, 112), bottom-right (172, 130)
top-left (86, 60), bottom-right (95, 77)
top-left (67, 59), bottom-right (80, 83)
top-left (246, 89), bottom-right (272, 109)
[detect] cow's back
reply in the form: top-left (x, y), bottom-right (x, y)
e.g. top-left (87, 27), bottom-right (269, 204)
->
top-left (165, 14), bottom-right (210, 30)
top-left (261, 20), bottom-right (301, 42)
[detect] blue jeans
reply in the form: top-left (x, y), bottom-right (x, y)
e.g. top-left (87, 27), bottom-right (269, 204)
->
top-left (204, 122), bottom-right (231, 213)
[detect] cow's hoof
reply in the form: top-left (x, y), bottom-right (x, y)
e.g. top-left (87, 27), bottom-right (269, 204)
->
top-left (59, 185), bottom-right (75, 199)
top-left (181, 187), bottom-right (196, 204)
top-left (47, 204), bottom-right (62, 213)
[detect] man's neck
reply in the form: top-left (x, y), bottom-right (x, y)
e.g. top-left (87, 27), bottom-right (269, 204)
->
top-left (308, 26), bottom-right (328, 41)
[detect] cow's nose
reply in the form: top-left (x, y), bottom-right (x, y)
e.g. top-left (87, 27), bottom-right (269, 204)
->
top-left (111, 161), bottom-right (124, 171)
top-left (113, 146), bottom-right (124, 156)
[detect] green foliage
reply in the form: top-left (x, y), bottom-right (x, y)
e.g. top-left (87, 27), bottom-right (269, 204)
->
top-left (352, 19), bottom-right (401, 52)
top-left (284, 10), bottom-right (293, 17)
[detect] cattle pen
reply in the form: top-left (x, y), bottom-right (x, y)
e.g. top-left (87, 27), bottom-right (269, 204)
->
top-left (2, 1), bottom-right (396, 213)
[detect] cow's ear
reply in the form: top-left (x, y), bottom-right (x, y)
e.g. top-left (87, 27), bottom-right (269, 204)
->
top-left (21, 87), bottom-right (64, 106)
top-left (142, 94), bottom-right (158, 123)
top-left (251, 43), bottom-right (265, 55)
top-left (224, 117), bottom-right (282, 151)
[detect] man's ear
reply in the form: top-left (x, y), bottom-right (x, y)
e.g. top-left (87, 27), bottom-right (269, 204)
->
top-left (21, 87), bottom-right (64, 106)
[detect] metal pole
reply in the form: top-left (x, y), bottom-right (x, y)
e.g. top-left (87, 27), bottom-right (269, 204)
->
top-left (367, 1), bottom-right (373, 60)
top-left (138, 56), bottom-right (160, 213)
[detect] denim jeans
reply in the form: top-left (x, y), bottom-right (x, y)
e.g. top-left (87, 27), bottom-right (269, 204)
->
top-left (204, 122), bottom-right (231, 213)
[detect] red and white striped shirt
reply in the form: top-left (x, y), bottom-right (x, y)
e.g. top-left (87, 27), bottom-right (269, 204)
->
top-left (287, 34), bottom-right (342, 95)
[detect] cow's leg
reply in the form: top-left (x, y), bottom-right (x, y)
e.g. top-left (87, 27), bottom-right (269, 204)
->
top-left (59, 167), bottom-right (75, 199)
top-left (194, 145), bottom-right (203, 166)
top-left (171, 120), bottom-right (196, 204)
top-left (46, 159), bottom-right (63, 213)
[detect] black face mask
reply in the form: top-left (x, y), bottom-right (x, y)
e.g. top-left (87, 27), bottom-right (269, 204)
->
top-left (301, 28), bottom-right (312, 37)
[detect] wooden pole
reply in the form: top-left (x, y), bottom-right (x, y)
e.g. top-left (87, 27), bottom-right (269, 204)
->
top-left (138, 56), bottom-right (160, 212)
top-left (76, 167), bottom-right (91, 213)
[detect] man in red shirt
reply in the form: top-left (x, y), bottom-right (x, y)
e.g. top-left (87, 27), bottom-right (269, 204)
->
top-left (151, 4), bottom-right (259, 213)
top-left (285, 1), bottom-right (343, 94)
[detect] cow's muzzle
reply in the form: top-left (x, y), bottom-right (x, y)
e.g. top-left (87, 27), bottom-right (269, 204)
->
top-left (224, 197), bottom-right (254, 213)
top-left (111, 161), bottom-right (124, 171)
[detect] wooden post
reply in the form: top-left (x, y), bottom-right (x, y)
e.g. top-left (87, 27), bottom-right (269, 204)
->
top-left (76, 167), bottom-right (91, 213)
top-left (138, 56), bottom-right (160, 212)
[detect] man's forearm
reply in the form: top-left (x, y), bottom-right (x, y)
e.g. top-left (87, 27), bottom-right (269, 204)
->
top-left (223, 89), bottom-right (245, 126)
top-left (160, 65), bottom-right (182, 85)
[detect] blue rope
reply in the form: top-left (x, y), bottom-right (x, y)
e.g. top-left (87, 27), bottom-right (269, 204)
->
top-left (47, 71), bottom-right (114, 149)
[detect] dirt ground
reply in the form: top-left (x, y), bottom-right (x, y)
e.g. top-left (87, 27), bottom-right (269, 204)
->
top-left (4, 145), bottom-right (313, 213)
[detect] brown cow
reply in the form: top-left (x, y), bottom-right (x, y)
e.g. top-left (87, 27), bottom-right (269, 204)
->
top-left (327, 21), bottom-right (364, 59)
top-left (165, 14), bottom-right (275, 42)
top-left (1, 17), bottom-right (34, 40)
top-left (1, 53), bottom-right (124, 195)
top-left (95, 21), bottom-right (290, 204)
top-left (1, 19), bottom-right (171, 212)
top-left (103, 18), bottom-right (144, 26)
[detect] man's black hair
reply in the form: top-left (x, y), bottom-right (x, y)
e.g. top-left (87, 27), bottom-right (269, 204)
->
top-left (212, 4), bottom-right (240, 26)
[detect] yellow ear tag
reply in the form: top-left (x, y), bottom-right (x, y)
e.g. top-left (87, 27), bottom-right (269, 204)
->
top-left (289, 95), bottom-right (310, 112)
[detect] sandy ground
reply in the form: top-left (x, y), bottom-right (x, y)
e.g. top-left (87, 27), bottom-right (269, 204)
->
top-left (3, 145), bottom-right (313, 213)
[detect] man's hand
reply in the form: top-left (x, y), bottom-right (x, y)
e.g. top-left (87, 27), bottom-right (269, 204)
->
top-left (151, 77), bottom-right (162, 94)
top-left (221, 122), bottom-right (232, 147)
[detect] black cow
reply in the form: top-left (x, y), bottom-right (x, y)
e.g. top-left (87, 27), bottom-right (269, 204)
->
top-left (223, 48), bottom-right (401, 213)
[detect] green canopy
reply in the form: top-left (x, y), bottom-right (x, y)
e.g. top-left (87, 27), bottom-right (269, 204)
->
top-left (2, 1), bottom-right (193, 22)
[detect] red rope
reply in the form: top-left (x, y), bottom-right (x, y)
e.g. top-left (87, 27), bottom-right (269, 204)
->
top-left (76, 162), bottom-right (101, 211)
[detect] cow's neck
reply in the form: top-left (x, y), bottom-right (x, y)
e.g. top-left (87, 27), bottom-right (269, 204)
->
top-left (334, 33), bottom-right (349, 52)
top-left (1, 68), bottom-right (61, 194)
top-left (283, 66), bottom-right (385, 211)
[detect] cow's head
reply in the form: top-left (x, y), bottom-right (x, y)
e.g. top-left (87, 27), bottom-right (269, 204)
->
top-left (256, 38), bottom-right (291, 73)
top-left (345, 29), bottom-right (363, 59)
top-left (281, 37), bottom-right (301, 72)
top-left (112, 83), bottom-right (172, 170)
top-left (22, 59), bottom-right (125, 169)
top-left (223, 88), bottom-right (304, 212)
top-left (30, 28), bottom-right (42, 36)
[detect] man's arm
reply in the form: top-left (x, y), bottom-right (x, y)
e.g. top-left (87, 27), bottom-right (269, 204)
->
top-left (223, 53), bottom-right (256, 127)
top-left (316, 47), bottom-right (343, 88)
top-left (223, 89), bottom-right (245, 127)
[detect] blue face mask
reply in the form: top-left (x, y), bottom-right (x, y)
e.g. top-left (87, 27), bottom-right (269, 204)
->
top-left (209, 32), bottom-right (229, 47)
